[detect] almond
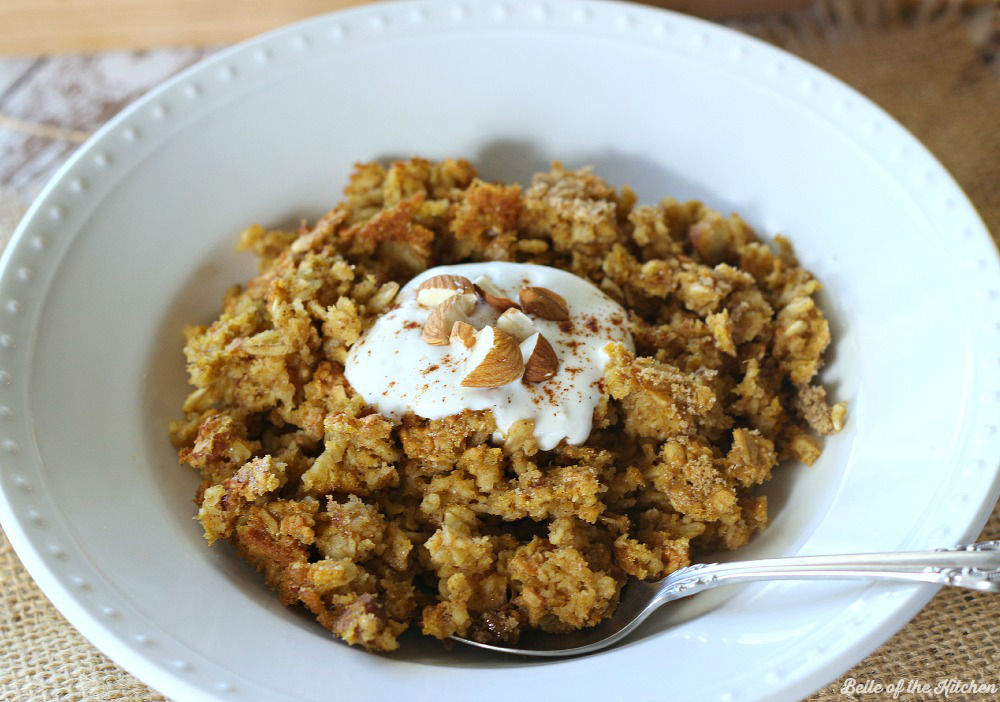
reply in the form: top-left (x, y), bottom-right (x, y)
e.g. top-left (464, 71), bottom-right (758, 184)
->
top-left (416, 274), bottom-right (475, 308)
top-left (520, 286), bottom-right (569, 321)
top-left (422, 293), bottom-right (476, 345)
top-left (450, 321), bottom-right (477, 349)
top-left (496, 308), bottom-right (537, 342)
top-left (520, 332), bottom-right (558, 382)
top-left (461, 326), bottom-right (524, 388)
top-left (688, 214), bottom-right (733, 265)
top-left (473, 275), bottom-right (521, 311)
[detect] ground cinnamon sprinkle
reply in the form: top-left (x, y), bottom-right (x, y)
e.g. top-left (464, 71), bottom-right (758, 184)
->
top-left (169, 158), bottom-right (846, 652)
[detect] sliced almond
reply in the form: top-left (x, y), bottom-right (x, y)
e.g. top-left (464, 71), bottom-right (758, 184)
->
top-left (422, 293), bottom-right (477, 345)
top-left (461, 326), bottom-right (524, 388)
top-left (496, 308), bottom-right (537, 342)
top-left (450, 321), bottom-right (477, 349)
top-left (520, 286), bottom-right (569, 321)
top-left (473, 275), bottom-right (521, 311)
top-left (520, 332), bottom-right (559, 382)
top-left (416, 274), bottom-right (475, 308)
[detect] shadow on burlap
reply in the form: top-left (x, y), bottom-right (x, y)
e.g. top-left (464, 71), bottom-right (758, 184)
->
top-left (1, 1), bottom-right (998, 700)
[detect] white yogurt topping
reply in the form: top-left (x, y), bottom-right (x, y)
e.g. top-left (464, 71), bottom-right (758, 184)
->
top-left (344, 262), bottom-right (634, 450)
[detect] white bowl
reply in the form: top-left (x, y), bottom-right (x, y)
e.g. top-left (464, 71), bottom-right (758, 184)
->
top-left (1, 2), bottom-right (998, 701)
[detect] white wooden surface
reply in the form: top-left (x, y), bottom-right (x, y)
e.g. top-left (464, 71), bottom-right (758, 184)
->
top-left (0, 49), bottom-right (213, 245)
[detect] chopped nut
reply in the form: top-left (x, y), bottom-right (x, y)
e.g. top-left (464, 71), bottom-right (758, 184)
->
top-left (520, 333), bottom-right (558, 382)
top-left (474, 275), bottom-right (521, 311)
top-left (416, 274), bottom-right (475, 307)
top-left (461, 326), bottom-right (524, 388)
top-left (496, 308), bottom-right (538, 342)
top-left (422, 293), bottom-right (477, 345)
top-left (520, 286), bottom-right (569, 321)
top-left (450, 321), bottom-right (477, 349)
top-left (688, 213), bottom-right (733, 264)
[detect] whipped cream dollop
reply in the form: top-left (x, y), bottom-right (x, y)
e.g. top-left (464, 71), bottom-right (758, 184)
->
top-left (344, 262), bottom-right (634, 450)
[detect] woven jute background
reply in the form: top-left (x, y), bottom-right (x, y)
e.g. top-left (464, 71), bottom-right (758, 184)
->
top-left (1, 1), bottom-right (998, 700)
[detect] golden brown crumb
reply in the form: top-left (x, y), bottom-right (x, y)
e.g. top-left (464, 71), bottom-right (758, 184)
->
top-left (171, 158), bottom-right (845, 652)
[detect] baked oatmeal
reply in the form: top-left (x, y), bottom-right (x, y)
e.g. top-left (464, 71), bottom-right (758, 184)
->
top-left (169, 158), bottom-right (846, 651)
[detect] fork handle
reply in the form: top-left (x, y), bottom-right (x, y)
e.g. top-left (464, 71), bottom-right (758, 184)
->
top-left (655, 540), bottom-right (1000, 603)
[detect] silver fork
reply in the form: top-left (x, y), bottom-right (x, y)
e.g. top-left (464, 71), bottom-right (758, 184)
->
top-left (452, 540), bottom-right (1000, 657)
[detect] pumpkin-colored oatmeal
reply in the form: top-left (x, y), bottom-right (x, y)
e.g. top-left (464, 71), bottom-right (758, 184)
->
top-left (170, 158), bottom-right (845, 651)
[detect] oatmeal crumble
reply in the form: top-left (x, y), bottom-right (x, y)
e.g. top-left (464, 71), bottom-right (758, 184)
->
top-left (170, 158), bottom-right (846, 651)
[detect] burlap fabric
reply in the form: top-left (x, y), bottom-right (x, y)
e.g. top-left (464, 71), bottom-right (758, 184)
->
top-left (1, 2), bottom-right (998, 699)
